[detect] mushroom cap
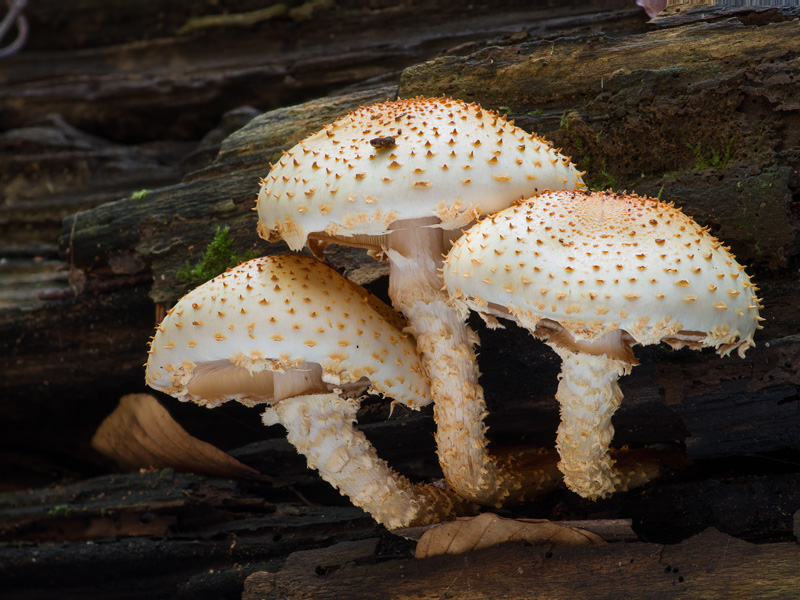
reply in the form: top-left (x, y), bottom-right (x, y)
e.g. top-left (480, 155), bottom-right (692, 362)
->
top-left (146, 254), bottom-right (430, 409)
top-left (444, 190), bottom-right (760, 357)
top-left (256, 97), bottom-right (584, 252)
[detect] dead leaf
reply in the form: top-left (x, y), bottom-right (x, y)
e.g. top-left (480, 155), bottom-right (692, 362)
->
top-left (414, 512), bottom-right (606, 558)
top-left (91, 393), bottom-right (269, 481)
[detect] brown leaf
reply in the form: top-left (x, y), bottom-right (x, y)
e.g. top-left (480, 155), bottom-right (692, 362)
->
top-left (91, 393), bottom-right (269, 481)
top-left (414, 512), bottom-right (606, 558)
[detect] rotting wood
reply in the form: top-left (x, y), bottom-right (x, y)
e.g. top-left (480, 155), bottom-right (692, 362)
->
top-left (244, 528), bottom-right (800, 600)
top-left (2, 10), bottom-right (798, 510)
top-left (0, 469), bottom-right (379, 596)
top-left (0, 1), bottom-right (641, 141)
top-left (399, 18), bottom-right (800, 271)
top-left (1, 4), bottom-right (799, 599)
top-left (58, 86), bottom-right (399, 304)
top-left (54, 17), bottom-right (800, 304)
top-left (0, 469), bottom-right (364, 544)
top-left (1, 0), bottom-right (648, 306)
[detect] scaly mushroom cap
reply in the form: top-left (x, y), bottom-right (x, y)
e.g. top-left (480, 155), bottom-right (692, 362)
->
top-left (444, 190), bottom-right (761, 357)
top-left (146, 254), bottom-right (429, 409)
top-left (256, 97), bottom-right (584, 252)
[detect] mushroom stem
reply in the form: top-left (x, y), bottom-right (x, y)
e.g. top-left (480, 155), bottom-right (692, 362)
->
top-left (400, 299), bottom-right (502, 500)
top-left (551, 346), bottom-right (631, 500)
top-left (262, 392), bottom-right (475, 529)
top-left (387, 224), bottom-right (540, 506)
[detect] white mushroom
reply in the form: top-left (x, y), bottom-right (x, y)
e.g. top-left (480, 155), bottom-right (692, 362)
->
top-left (146, 254), bottom-right (474, 529)
top-left (444, 190), bottom-right (762, 500)
top-left (256, 96), bottom-right (584, 506)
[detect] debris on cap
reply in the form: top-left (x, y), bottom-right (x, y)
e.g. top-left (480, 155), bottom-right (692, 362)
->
top-left (256, 97), bottom-right (585, 252)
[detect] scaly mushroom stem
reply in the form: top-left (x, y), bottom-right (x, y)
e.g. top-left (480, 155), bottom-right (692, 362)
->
top-left (551, 346), bottom-right (631, 500)
top-left (387, 224), bottom-right (545, 507)
top-left (488, 444), bottom-right (668, 502)
top-left (400, 300), bottom-right (504, 503)
top-left (388, 228), bottom-right (665, 505)
top-left (262, 393), bottom-right (475, 530)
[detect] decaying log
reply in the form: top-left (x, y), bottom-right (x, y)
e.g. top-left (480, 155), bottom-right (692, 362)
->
top-left (0, 113), bottom-right (188, 246)
top-left (57, 85), bottom-right (399, 301)
top-left (0, 469), bottom-right (378, 598)
top-left (399, 17), bottom-right (800, 271)
top-left (244, 528), bottom-right (800, 600)
top-left (0, 0), bottom-right (647, 295)
top-left (2, 6), bottom-right (798, 490)
top-left (2, 4), bottom-right (800, 598)
top-left (0, 0), bottom-right (642, 141)
top-left (56, 18), bottom-right (800, 298)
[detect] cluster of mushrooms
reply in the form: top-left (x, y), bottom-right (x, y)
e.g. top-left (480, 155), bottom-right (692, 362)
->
top-left (146, 97), bottom-right (762, 531)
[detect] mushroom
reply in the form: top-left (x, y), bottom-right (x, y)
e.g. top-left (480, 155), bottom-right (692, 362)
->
top-left (145, 253), bottom-right (474, 529)
top-left (256, 96), bottom-right (584, 506)
top-left (443, 190), bottom-right (762, 500)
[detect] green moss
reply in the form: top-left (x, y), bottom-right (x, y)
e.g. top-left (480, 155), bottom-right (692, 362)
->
top-left (660, 171), bottom-right (680, 182)
top-left (572, 136), bottom-right (590, 167)
top-left (559, 127), bottom-right (618, 192)
top-left (686, 138), bottom-right (734, 172)
top-left (47, 504), bottom-right (71, 516)
top-left (591, 164), bottom-right (619, 191)
top-left (178, 226), bottom-right (258, 285)
top-left (554, 115), bottom-right (621, 191)
top-left (131, 189), bottom-right (150, 200)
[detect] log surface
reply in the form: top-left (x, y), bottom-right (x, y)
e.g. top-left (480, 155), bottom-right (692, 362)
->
top-left (244, 528), bottom-right (800, 600)
top-left (1, 2), bottom-right (799, 599)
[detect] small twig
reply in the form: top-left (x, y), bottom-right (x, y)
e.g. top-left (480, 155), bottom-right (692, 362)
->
top-left (286, 485), bottom-right (316, 508)
top-left (177, 4), bottom-right (287, 36)
top-left (0, 0), bottom-right (28, 58)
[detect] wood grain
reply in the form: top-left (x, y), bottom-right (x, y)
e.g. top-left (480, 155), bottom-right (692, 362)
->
top-left (245, 528), bottom-right (800, 600)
